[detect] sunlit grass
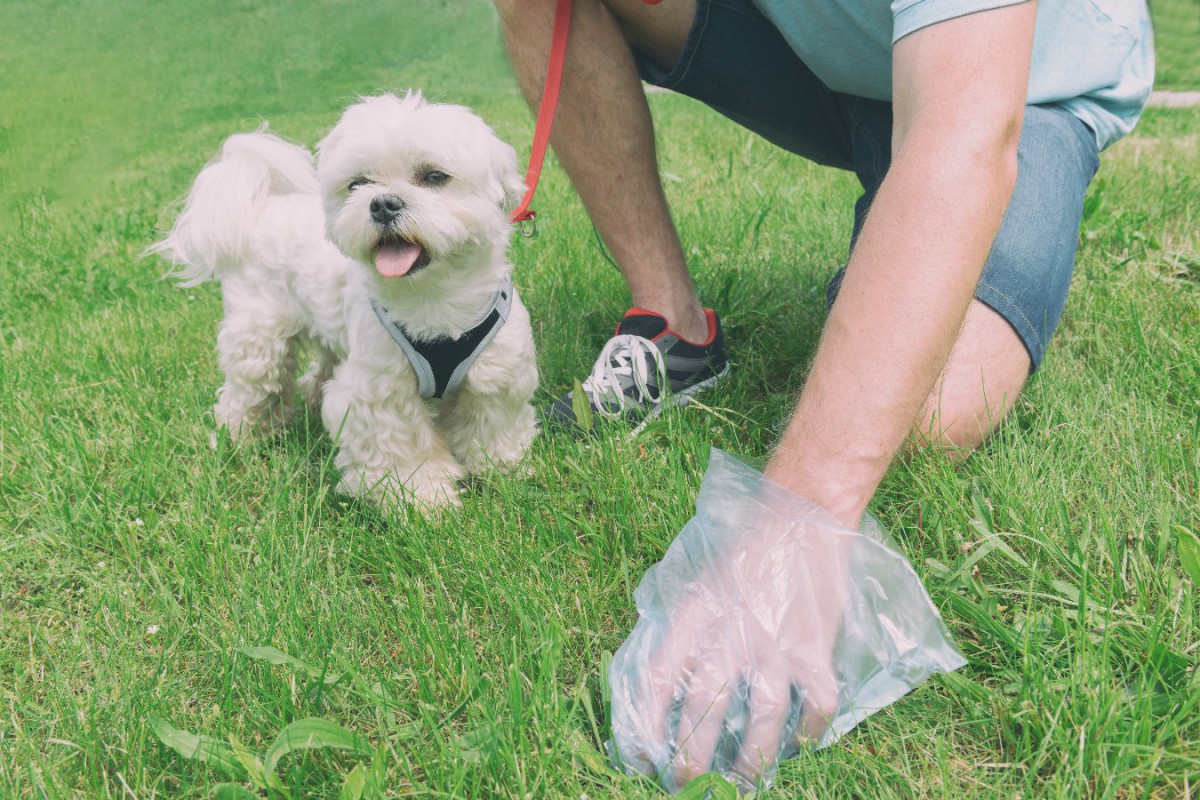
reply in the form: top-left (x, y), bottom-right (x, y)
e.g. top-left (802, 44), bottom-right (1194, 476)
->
top-left (1, 2), bottom-right (1197, 798)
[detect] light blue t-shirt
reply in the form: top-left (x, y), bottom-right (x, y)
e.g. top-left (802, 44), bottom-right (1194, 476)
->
top-left (752, 0), bottom-right (1154, 150)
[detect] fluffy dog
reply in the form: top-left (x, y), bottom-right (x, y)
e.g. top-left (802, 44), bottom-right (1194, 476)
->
top-left (151, 92), bottom-right (538, 511)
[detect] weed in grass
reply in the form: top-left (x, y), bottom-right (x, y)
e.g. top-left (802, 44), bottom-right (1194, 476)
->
top-left (150, 647), bottom-right (387, 798)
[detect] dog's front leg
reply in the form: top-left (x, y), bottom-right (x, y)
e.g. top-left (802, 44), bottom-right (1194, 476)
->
top-left (322, 360), bottom-right (464, 512)
top-left (442, 329), bottom-right (538, 476)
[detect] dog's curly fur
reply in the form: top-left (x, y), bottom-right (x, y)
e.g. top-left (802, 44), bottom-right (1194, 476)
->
top-left (150, 92), bottom-right (538, 512)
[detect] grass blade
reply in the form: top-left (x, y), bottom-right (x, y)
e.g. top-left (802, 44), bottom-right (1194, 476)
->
top-left (338, 762), bottom-right (369, 800)
top-left (148, 716), bottom-right (244, 777)
top-left (674, 772), bottom-right (738, 799)
top-left (1177, 526), bottom-right (1200, 584)
top-left (236, 645), bottom-right (344, 685)
top-left (262, 718), bottom-right (372, 779)
top-left (571, 379), bottom-right (594, 432)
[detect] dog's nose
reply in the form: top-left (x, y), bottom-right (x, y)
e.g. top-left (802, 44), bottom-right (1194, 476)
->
top-left (370, 194), bottom-right (405, 224)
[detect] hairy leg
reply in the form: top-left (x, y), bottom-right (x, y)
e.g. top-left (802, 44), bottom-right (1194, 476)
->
top-left (443, 388), bottom-right (538, 475)
top-left (441, 308), bottom-right (539, 474)
top-left (494, 0), bottom-right (708, 340)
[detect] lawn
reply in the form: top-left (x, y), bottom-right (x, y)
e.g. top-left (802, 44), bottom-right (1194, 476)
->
top-left (2, 1), bottom-right (1198, 798)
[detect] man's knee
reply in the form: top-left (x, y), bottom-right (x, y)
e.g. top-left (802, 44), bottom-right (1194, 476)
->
top-left (909, 300), bottom-right (1031, 457)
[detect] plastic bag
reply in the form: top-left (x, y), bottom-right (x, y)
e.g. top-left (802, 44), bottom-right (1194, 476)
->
top-left (607, 448), bottom-right (966, 792)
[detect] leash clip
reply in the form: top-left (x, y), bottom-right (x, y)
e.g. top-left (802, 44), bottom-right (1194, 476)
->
top-left (517, 214), bottom-right (538, 239)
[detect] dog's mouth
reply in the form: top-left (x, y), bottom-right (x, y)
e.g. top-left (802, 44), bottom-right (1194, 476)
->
top-left (373, 234), bottom-right (431, 278)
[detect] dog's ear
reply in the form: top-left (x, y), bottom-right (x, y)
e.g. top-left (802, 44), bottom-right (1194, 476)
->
top-left (489, 135), bottom-right (527, 214)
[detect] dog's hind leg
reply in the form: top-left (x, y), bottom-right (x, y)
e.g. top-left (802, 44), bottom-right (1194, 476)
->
top-left (212, 291), bottom-right (303, 440)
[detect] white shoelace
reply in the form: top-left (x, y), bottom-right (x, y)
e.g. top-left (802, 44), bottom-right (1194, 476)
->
top-left (580, 334), bottom-right (668, 419)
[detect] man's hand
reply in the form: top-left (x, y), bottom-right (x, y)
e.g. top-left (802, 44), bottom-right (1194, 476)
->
top-left (626, 520), bottom-right (845, 789)
top-left (608, 452), bottom-right (968, 792)
top-left (608, 457), bottom-right (849, 791)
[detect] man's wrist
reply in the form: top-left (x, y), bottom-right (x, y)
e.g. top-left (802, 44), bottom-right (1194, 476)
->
top-left (762, 450), bottom-right (870, 530)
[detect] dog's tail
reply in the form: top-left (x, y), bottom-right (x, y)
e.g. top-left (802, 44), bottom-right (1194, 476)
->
top-left (147, 128), bottom-right (318, 286)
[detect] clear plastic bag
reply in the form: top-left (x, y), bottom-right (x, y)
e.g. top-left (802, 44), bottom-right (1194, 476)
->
top-left (607, 448), bottom-right (966, 792)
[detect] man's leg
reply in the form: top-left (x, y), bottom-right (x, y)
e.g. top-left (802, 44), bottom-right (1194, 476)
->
top-left (499, 0), bottom-right (864, 431)
top-left (921, 106), bottom-right (1099, 453)
top-left (494, 0), bottom-right (708, 341)
top-left (832, 103), bottom-right (1100, 455)
top-left (913, 299), bottom-right (1030, 453)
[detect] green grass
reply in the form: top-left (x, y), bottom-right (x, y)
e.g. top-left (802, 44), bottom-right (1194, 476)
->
top-left (2, 2), bottom-right (1198, 798)
top-left (1152, 0), bottom-right (1200, 90)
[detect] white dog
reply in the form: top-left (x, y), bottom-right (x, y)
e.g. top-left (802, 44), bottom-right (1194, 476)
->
top-left (151, 92), bottom-right (538, 511)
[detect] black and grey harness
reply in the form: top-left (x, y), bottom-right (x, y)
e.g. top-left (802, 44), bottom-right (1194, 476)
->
top-left (370, 276), bottom-right (513, 400)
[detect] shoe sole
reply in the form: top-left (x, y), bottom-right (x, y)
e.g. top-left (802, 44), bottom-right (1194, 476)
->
top-left (627, 363), bottom-right (732, 438)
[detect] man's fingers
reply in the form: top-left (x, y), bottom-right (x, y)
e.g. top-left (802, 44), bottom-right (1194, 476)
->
top-left (628, 582), bottom-right (727, 765)
top-left (790, 656), bottom-right (840, 743)
top-left (799, 685), bottom-right (838, 742)
top-left (731, 656), bottom-right (794, 783)
top-left (667, 663), bottom-right (743, 789)
top-left (707, 676), bottom-right (748, 777)
top-left (641, 626), bottom-right (695, 752)
top-left (610, 611), bottom-right (698, 773)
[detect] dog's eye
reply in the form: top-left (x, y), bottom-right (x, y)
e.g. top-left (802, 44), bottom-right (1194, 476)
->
top-left (348, 177), bottom-right (371, 192)
top-left (419, 170), bottom-right (451, 187)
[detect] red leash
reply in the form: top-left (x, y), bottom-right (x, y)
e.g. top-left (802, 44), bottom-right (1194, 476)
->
top-left (511, 0), bottom-right (661, 236)
top-left (510, 0), bottom-right (574, 236)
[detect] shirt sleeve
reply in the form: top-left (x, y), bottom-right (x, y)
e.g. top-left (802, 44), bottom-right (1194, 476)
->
top-left (891, 0), bottom-right (1030, 43)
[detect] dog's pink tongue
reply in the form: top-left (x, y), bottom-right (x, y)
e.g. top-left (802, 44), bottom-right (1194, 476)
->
top-left (374, 240), bottom-right (421, 278)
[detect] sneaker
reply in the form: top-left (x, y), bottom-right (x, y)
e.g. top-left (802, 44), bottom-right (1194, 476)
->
top-left (547, 307), bottom-right (730, 435)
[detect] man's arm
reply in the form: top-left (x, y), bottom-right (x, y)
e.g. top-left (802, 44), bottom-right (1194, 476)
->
top-left (764, 2), bottom-right (1038, 528)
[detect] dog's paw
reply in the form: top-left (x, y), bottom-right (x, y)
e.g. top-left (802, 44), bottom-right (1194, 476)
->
top-left (457, 448), bottom-right (532, 477)
top-left (400, 478), bottom-right (464, 513)
top-left (212, 418), bottom-right (252, 445)
top-left (448, 405), bottom-right (538, 476)
top-left (338, 467), bottom-right (464, 515)
top-left (214, 396), bottom-right (293, 442)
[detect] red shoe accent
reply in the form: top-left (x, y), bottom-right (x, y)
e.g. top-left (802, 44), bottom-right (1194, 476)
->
top-left (621, 307), bottom-right (719, 346)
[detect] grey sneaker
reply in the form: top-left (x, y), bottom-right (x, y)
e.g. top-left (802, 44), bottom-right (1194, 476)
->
top-left (547, 308), bottom-right (730, 435)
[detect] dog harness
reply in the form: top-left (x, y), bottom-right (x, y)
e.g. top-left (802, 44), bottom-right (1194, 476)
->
top-left (370, 276), bottom-right (513, 400)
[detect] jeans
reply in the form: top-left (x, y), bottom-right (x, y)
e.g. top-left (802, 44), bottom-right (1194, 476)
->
top-left (634, 0), bottom-right (1101, 369)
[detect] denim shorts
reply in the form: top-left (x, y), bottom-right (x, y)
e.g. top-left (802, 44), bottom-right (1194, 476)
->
top-left (634, 0), bottom-right (1101, 370)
